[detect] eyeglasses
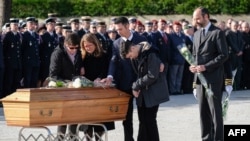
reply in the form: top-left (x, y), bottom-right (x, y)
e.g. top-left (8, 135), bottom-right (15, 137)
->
top-left (68, 45), bottom-right (79, 50)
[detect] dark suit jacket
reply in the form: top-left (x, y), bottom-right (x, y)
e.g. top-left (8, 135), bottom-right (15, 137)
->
top-left (152, 31), bottom-right (171, 64)
top-left (108, 33), bottom-right (147, 92)
top-left (193, 24), bottom-right (228, 84)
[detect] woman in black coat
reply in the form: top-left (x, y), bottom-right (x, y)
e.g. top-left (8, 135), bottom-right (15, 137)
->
top-left (80, 33), bottom-right (114, 141)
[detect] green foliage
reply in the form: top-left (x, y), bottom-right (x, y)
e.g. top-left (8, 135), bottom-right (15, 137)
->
top-left (11, 0), bottom-right (250, 18)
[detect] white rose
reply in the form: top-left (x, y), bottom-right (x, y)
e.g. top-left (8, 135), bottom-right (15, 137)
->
top-left (73, 78), bottom-right (82, 88)
top-left (48, 81), bottom-right (57, 87)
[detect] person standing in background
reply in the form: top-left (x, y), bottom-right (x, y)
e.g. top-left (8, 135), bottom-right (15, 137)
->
top-left (2, 18), bottom-right (22, 96)
top-left (39, 17), bottom-right (59, 87)
top-left (190, 7), bottom-right (228, 141)
top-left (21, 17), bottom-right (40, 88)
top-left (0, 33), bottom-right (4, 102)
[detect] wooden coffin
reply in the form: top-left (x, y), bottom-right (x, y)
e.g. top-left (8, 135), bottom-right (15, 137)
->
top-left (1, 87), bottom-right (131, 127)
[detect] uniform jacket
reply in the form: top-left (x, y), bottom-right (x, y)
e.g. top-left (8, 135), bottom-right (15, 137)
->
top-left (168, 32), bottom-right (186, 65)
top-left (21, 31), bottom-right (40, 67)
top-left (0, 36), bottom-right (4, 69)
top-left (193, 24), bottom-right (228, 84)
top-left (132, 42), bottom-right (169, 107)
top-left (152, 31), bottom-right (172, 64)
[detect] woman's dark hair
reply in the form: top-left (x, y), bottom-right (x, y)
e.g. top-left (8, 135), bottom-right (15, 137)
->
top-left (64, 33), bottom-right (80, 46)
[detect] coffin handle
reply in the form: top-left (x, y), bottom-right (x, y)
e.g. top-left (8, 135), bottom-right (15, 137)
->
top-left (40, 109), bottom-right (53, 116)
top-left (110, 106), bottom-right (119, 112)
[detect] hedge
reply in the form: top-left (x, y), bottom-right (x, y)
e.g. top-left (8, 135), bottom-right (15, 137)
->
top-left (11, 0), bottom-right (250, 18)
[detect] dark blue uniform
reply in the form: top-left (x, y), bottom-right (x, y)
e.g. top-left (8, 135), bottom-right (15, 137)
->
top-left (21, 31), bottom-right (40, 88)
top-left (0, 35), bottom-right (4, 99)
top-left (39, 32), bottom-right (59, 85)
top-left (2, 31), bottom-right (22, 96)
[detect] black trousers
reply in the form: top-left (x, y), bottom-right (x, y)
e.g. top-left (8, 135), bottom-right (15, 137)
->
top-left (0, 67), bottom-right (4, 99)
top-left (197, 84), bottom-right (224, 141)
top-left (123, 96), bottom-right (134, 141)
top-left (137, 100), bottom-right (159, 141)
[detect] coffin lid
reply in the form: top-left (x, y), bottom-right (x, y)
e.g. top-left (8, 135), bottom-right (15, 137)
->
top-left (1, 87), bottom-right (130, 102)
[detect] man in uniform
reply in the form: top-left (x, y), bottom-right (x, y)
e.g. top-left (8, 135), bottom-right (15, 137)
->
top-left (69, 18), bottom-right (83, 39)
top-left (79, 16), bottom-right (92, 36)
top-left (39, 17), bottom-right (59, 87)
top-left (2, 18), bottom-right (22, 96)
top-left (21, 17), bottom-right (40, 88)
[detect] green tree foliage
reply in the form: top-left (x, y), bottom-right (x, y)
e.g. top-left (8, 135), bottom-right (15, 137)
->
top-left (12, 0), bottom-right (250, 18)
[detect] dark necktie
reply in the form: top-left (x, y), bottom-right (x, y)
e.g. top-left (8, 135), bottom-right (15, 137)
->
top-left (200, 29), bottom-right (205, 43)
top-left (162, 32), bottom-right (168, 44)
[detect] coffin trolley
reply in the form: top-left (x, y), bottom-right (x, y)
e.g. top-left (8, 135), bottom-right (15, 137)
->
top-left (1, 87), bottom-right (131, 141)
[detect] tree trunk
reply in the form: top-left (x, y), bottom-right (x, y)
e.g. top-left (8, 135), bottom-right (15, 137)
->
top-left (0, 0), bottom-right (12, 30)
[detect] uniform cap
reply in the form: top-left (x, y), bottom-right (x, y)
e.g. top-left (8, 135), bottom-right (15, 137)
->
top-left (107, 27), bottom-right (117, 33)
top-left (26, 17), bottom-right (36, 22)
top-left (9, 18), bottom-right (19, 23)
top-left (136, 20), bottom-right (143, 26)
top-left (55, 21), bottom-right (64, 27)
top-left (158, 19), bottom-right (166, 24)
top-left (62, 24), bottom-right (71, 30)
top-left (145, 20), bottom-right (153, 26)
top-left (45, 17), bottom-right (56, 24)
top-left (5, 23), bottom-right (10, 27)
top-left (128, 17), bottom-right (137, 23)
top-left (96, 21), bottom-right (106, 26)
top-left (81, 16), bottom-right (91, 22)
top-left (151, 19), bottom-right (158, 24)
top-left (173, 21), bottom-right (181, 26)
top-left (69, 18), bottom-right (80, 23)
top-left (48, 13), bottom-right (58, 18)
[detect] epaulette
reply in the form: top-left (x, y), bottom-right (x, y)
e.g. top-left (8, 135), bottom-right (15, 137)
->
top-left (225, 79), bottom-right (232, 85)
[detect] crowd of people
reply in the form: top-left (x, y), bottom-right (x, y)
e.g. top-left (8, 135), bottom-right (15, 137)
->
top-left (0, 8), bottom-right (250, 140)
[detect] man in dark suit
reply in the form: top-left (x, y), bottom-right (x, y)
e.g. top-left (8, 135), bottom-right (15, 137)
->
top-left (190, 7), bottom-right (228, 141)
top-left (2, 18), bottom-right (22, 96)
top-left (102, 16), bottom-right (147, 141)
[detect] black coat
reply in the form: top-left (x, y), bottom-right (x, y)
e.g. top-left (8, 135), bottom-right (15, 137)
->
top-left (49, 46), bottom-right (83, 80)
top-left (132, 42), bottom-right (169, 107)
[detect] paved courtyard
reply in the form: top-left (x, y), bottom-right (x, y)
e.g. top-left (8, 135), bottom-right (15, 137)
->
top-left (1, 90), bottom-right (250, 141)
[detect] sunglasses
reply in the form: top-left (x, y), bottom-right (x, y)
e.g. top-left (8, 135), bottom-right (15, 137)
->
top-left (68, 45), bottom-right (79, 50)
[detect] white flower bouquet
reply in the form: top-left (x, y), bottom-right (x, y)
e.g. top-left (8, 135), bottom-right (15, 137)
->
top-left (177, 44), bottom-right (213, 98)
top-left (222, 69), bottom-right (237, 120)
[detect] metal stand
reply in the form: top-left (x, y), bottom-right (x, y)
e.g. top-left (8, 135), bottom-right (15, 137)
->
top-left (18, 123), bottom-right (108, 141)
top-left (18, 126), bottom-right (53, 141)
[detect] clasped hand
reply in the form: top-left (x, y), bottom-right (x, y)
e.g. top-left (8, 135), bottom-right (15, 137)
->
top-left (189, 65), bottom-right (206, 73)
